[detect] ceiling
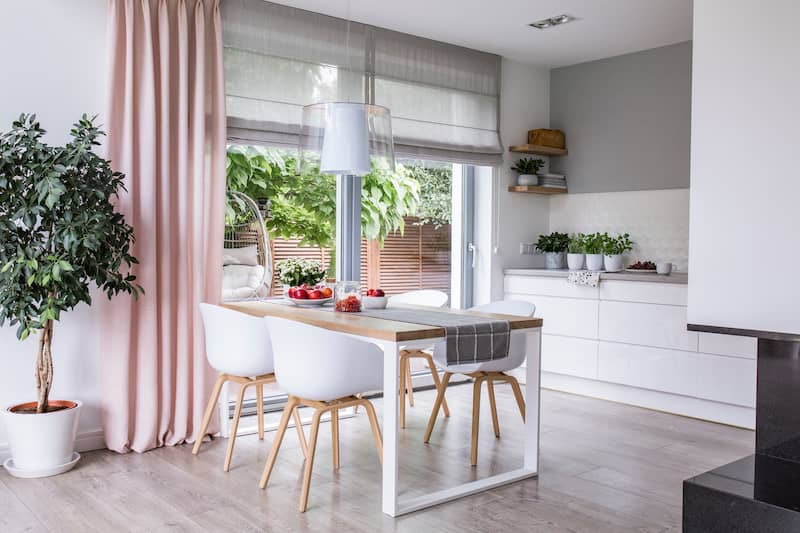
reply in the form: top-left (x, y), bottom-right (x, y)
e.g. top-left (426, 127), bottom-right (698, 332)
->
top-left (267, 0), bottom-right (693, 68)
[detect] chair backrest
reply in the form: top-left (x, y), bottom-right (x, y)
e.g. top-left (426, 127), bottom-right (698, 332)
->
top-left (471, 300), bottom-right (536, 317)
top-left (264, 317), bottom-right (383, 402)
top-left (199, 303), bottom-right (274, 377)
top-left (388, 289), bottom-right (448, 308)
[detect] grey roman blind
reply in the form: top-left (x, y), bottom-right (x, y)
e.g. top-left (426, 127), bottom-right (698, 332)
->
top-left (222, 0), bottom-right (503, 165)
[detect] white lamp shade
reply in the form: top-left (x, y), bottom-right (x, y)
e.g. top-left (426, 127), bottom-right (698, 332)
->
top-left (320, 104), bottom-right (371, 175)
top-left (299, 102), bottom-right (395, 176)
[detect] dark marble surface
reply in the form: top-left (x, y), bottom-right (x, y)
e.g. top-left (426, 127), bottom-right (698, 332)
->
top-left (687, 323), bottom-right (800, 342)
top-left (757, 338), bottom-right (800, 462)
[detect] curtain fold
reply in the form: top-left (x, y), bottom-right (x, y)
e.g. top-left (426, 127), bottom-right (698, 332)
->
top-left (101, 0), bottom-right (226, 453)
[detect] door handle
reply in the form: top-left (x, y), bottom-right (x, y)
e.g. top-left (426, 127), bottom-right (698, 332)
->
top-left (468, 243), bottom-right (477, 268)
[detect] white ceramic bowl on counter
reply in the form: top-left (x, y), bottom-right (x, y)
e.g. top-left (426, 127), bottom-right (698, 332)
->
top-left (362, 296), bottom-right (388, 309)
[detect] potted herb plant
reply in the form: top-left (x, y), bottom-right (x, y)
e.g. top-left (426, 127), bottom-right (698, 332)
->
top-left (276, 257), bottom-right (326, 295)
top-left (511, 157), bottom-right (545, 186)
top-left (583, 232), bottom-right (607, 271)
top-left (534, 232), bottom-right (569, 269)
top-left (567, 233), bottom-right (586, 270)
top-left (603, 233), bottom-right (634, 272)
top-left (0, 115), bottom-right (142, 478)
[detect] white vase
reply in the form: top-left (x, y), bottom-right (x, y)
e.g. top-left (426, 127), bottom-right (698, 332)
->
top-left (604, 254), bottom-right (624, 272)
top-left (544, 251), bottom-right (565, 269)
top-left (585, 253), bottom-right (604, 271)
top-left (567, 253), bottom-right (585, 270)
top-left (2, 400), bottom-right (82, 478)
top-left (517, 174), bottom-right (539, 186)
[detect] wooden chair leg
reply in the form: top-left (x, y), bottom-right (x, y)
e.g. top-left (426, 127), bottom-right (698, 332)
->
top-left (192, 373), bottom-right (227, 455)
top-left (405, 359), bottom-right (415, 407)
top-left (487, 379), bottom-right (500, 438)
top-left (292, 406), bottom-right (309, 460)
top-left (331, 408), bottom-right (340, 470)
top-left (399, 354), bottom-right (408, 429)
top-left (299, 409), bottom-right (323, 513)
top-left (224, 382), bottom-right (250, 472)
top-left (260, 396), bottom-right (299, 489)
top-left (470, 377), bottom-right (484, 466)
top-left (256, 383), bottom-right (265, 440)
top-left (423, 371), bottom-right (452, 443)
top-left (422, 354), bottom-right (450, 417)
top-left (507, 375), bottom-right (526, 421)
top-left (360, 400), bottom-right (383, 465)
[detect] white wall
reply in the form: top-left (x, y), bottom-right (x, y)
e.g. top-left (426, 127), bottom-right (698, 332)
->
top-left (687, 0), bottom-right (800, 334)
top-left (0, 0), bottom-right (109, 455)
top-left (550, 189), bottom-right (690, 272)
top-left (474, 58), bottom-right (551, 303)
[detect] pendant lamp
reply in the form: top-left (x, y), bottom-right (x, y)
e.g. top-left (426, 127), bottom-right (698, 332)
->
top-left (299, 101), bottom-right (395, 176)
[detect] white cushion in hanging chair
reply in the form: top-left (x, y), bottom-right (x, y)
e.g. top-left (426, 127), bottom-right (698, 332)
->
top-left (221, 264), bottom-right (266, 300)
top-left (222, 245), bottom-right (259, 266)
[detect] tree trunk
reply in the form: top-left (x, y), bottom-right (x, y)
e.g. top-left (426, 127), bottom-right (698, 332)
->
top-left (35, 319), bottom-right (54, 413)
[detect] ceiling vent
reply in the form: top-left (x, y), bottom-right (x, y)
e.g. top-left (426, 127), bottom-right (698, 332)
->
top-left (529, 14), bottom-right (574, 30)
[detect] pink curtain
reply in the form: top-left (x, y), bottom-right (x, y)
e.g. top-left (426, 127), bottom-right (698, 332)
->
top-left (101, 0), bottom-right (226, 453)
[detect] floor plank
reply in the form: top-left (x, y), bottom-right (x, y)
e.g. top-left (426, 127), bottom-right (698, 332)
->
top-left (0, 386), bottom-right (754, 532)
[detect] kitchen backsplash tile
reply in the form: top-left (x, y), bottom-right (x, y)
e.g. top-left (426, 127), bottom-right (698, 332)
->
top-left (549, 188), bottom-right (689, 272)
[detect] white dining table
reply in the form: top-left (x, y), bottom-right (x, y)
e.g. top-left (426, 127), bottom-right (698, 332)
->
top-left (224, 300), bottom-right (543, 517)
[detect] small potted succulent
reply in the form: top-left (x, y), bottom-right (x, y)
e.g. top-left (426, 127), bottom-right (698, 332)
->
top-left (602, 233), bottom-right (633, 272)
top-left (583, 232), bottom-right (607, 271)
top-left (511, 157), bottom-right (545, 186)
top-left (567, 233), bottom-right (586, 270)
top-left (534, 232), bottom-right (569, 269)
top-left (276, 257), bottom-right (326, 296)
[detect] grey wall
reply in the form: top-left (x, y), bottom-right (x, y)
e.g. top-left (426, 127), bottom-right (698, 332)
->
top-left (550, 41), bottom-right (692, 193)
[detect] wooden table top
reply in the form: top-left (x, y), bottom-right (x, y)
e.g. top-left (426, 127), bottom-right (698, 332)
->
top-left (223, 300), bottom-right (543, 342)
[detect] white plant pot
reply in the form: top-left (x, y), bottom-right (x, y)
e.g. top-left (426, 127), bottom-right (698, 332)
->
top-left (544, 251), bottom-right (565, 270)
top-left (585, 253), bottom-right (605, 271)
top-left (567, 253), bottom-right (585, 271)
top-left (2, 400), bottom-right (82, 478)
top-left (604, 254), bottom-right (624, 272)
top-left (516, 174), bottom-right (539, 186)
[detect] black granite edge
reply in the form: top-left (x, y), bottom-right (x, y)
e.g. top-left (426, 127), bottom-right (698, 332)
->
top-left (687, 323), bottom-right (800, 342)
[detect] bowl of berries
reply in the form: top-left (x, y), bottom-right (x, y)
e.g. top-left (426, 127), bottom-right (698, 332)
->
top-left (362, 288), bottom-right (387, 309)
top-left (286, 283), bottom-right (334, 306)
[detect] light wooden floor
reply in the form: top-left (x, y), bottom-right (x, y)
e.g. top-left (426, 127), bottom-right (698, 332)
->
top-left (0, 385), bottom-right (754, 533)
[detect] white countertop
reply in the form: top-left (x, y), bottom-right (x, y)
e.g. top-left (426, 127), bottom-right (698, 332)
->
top-left (504, 268), bottom-right (688, 284)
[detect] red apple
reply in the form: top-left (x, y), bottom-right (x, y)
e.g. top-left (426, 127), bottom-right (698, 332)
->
top-left (293, 288), bottom-right (309, 299)
top-left (308, 289), bottom-right (323, 300)
top-left (367, 288), bottom-right (375, 296)
top-left (373, 289), bottom-right (385, 297)
top-left (287, 287), bottom-right (297, 298)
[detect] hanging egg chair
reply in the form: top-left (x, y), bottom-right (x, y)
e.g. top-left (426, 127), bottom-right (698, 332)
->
top-left (221, 190), bottom-right (272, 301)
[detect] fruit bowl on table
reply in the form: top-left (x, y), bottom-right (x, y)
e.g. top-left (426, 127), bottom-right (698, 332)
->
top-left (287, 296), bottom-right (333, 307)
top-left (285, 285), bottom-right (333, 306)
top-left (362, 296), bottom-right (388, 309)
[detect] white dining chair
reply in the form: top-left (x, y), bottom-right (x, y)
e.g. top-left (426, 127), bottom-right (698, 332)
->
top-left (387, 289), bottom-right (450, 428)
top-left (423, 300), bottom-right (536, 466)
top-left (193, 304), bottom-right (307, 471)
top-left (259, 316), bottom-right (384, 513)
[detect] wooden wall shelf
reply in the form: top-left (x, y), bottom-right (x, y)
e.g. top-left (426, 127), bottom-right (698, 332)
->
top-left (508, 185), bottom-right (567, 195)
top-left (509, 144), bottom-right (568, 156)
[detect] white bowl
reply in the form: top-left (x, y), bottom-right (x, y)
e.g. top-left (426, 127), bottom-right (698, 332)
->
top-left (362, 296), bottom-right (388, 309)
top-left (287, 296), bottom-right (333, 307)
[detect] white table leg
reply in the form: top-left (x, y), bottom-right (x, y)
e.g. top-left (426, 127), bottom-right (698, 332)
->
top-left (523, 329), bottom-right (542, 472)
top-left (381, 340), bottom-right (401, 517)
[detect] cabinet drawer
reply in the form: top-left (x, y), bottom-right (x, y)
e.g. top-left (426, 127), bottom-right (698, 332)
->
top-left (698, 332), bottom-right (756, 359)
top-left (599, 300), bottom-right (698, 351)
top-left (694, 353), bottom-right (756, 407)
top-left (510, 294), bottom-right (598, 339)
top-left (504, 275), bottom-right (599, 299)
top-left (598, 341), bottom-right (695, 397)
top-left (599, 280), bottom-right (687, 306)
top-left (541, 335), bottom-right (598, 379)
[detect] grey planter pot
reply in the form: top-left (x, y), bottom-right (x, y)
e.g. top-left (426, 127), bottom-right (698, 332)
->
top-left (544, 251), bottom-right (566, 270)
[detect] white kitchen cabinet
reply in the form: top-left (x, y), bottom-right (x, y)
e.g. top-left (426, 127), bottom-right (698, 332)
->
top-left (505, 271), bottom-right (757, 428)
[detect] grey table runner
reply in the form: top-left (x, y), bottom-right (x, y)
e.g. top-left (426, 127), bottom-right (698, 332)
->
top-left (359, 307), bottom-right (510, 365)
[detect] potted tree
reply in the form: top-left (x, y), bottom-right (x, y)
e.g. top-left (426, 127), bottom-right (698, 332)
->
top-left (584, 232), bottom-right (607, 271)
top-left (511, 157), bottom-right (545, 186)
top-left (534, 232), bottom-right (569, 269)
top-left (567, 233), bottom-right (586, 270)
top-left (0, 115), bottom-right (142, 478)
top-left (603, 233), bottom-right (634, 272)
